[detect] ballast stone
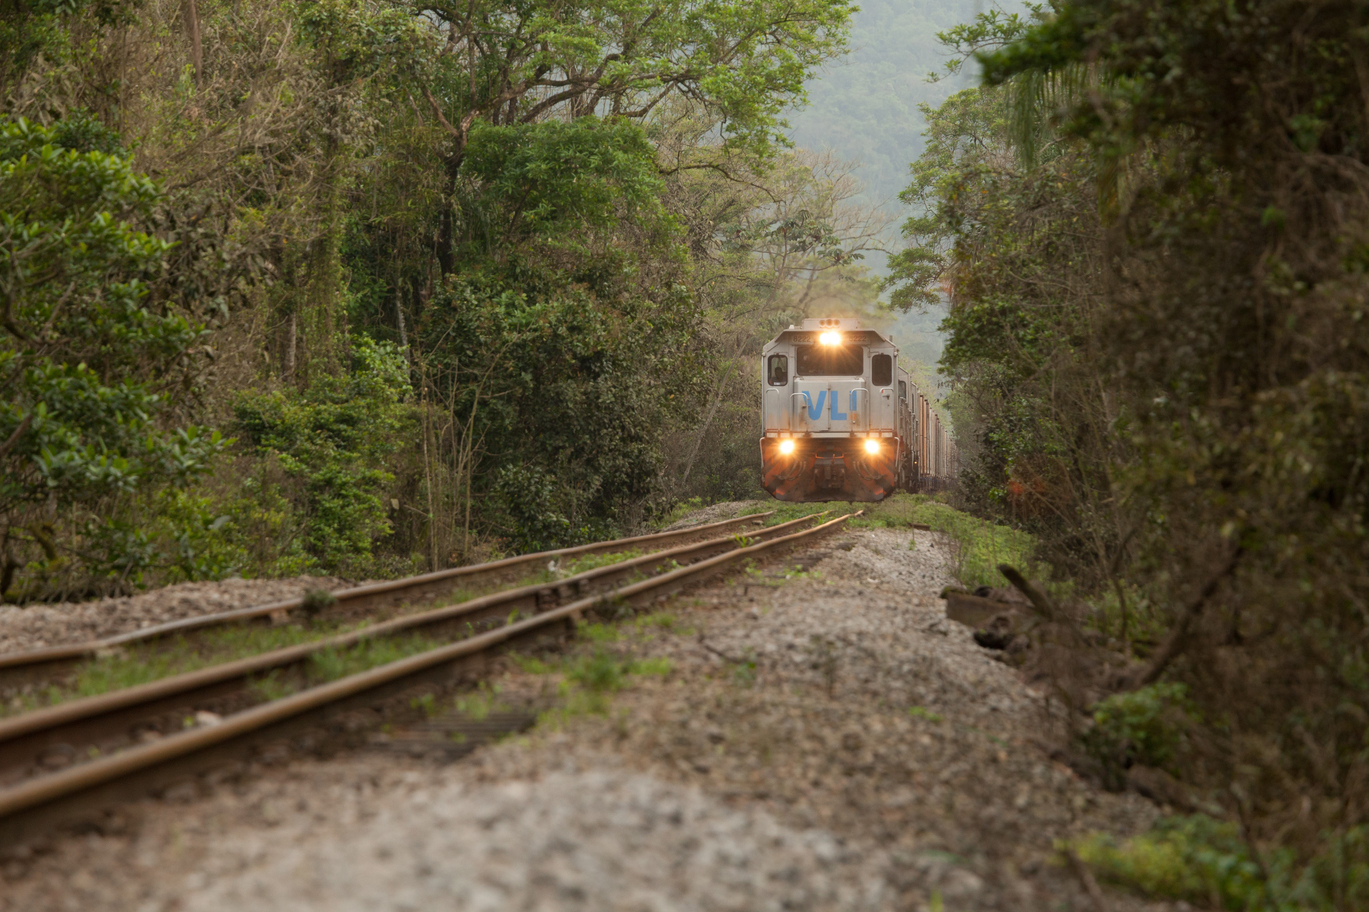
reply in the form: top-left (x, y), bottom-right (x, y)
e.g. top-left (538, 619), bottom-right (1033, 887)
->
top-left (177, 770), bottom-right (889, 911)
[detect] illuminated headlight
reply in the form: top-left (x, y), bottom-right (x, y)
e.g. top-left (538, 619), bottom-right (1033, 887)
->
top-left (863, 438), bottom-right (880, 455)
top-left (818, 330), bottom-right (842, 346)
top-left (778, 439), bottom-right (796, 456)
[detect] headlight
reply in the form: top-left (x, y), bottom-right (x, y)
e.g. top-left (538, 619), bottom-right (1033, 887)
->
top-left (818, 330), bottom-right (842, 346)
top-left (778, 439), bottom-right (796, 455)
top-left (864, 438), bottom-right (880, 454)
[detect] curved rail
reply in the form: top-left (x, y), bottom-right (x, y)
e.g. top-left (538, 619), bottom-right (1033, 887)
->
top-left (0, 511), bottom-right (855, 844)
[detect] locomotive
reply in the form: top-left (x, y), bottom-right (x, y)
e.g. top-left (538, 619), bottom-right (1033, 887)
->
top-left (760, 317), bottom-right (958, 502)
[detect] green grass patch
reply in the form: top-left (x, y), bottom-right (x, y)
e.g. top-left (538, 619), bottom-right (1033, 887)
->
top-left (1065, 815), bottom-right (1369, 910)
top-left (529, 647), bottom-right (675, 719)
top-left (250, 631), bottom-right (443, 702)
top-left (871, 494), bottom-right (1037, 589)
top-left (510, 613), bottom-right (678, 723)
top-left (748, 493), bottom-right (1037, 589)
top-left (631, 611), bottom-right (698, 638)
top-left (908, 705), bottom-right (944, 722)
top-left (5, 622), bottom-right (370, 717)
top-left (559, 549), bottom-right (644, 575)
top-left (658, 496), bottom-right (706, 528)
top-left (5, 619), bottom-right (464, 717)
top-left (576, 621), bottom-right (620, 643)
top-left (742, 500), bottom-right (859, 526)
top-left (744, 562), bottom-right (822, 586)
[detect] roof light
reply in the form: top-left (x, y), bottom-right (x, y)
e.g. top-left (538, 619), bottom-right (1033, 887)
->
top-left (819, 331), bottom-right (842, 346)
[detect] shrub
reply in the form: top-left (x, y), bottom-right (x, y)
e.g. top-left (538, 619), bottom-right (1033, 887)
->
top-left (0, 117), bottom-right (227, 599)
top-left (231, 336), bottom-right (414, 575)
top-left (1083, 682), bottom-right (1194, 775)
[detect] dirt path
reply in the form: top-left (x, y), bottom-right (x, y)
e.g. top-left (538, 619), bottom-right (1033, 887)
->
top-left (0, 519), bottom-right (1175, 911)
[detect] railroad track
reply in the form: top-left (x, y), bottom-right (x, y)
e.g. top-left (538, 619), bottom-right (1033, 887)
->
top-left (0, 510), bottom-right (856, 846)
top-left (0, 511), bottom-right (779, 692)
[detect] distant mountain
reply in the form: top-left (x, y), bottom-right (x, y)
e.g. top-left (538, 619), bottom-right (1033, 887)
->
top-left (787, 0), bottom-right (987, 361)
top-left (789, 0), bottom-right (983, 213)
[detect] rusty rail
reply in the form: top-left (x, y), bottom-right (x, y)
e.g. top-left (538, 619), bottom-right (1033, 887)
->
top-left (0, 511), bottom-right (776, 685)
top-left (0, 511), bottom-right (822, 783)
top-left (0, 511), bottom-right (853, 845)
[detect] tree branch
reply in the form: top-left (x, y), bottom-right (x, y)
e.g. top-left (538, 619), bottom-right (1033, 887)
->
top-left (1132, 547), bottom-right (1242, 688)
top-left (0, 412), bottom-right (32, 459)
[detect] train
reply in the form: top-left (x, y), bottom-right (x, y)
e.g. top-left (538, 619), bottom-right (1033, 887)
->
top-left (759, 317), bottom-right (958, 502)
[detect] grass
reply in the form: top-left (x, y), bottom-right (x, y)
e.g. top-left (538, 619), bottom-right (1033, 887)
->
top-left (628, 611), bottom-right (699, 638)
top-left (250, 631), bottom-right (445, 702)
top-left (746, 492), bottom-right (1038, 589)
top-left (536, 647), bottom-right (675, 719)
top-left (908, 705), bottom-right (944, 723)
top-left (557, 549), bottom-right (644, 576)
top-left (744, 562), bottom-right (822, 587)
top-left (510, 616), bottom-right (677, 722)
top-left (658, 496), bottom-right (706, 528)
top-left (1064, 816), bottom-right (1369, 911)
top-left (742, 500), bottom-right (856, 526)
top-left (5, 545), bottom-right (671, 717)
top-left (5, 622), bottom-right (369, 717)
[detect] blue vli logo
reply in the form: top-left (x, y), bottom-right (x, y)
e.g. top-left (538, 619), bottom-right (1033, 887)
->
top-left (802, 390), bottom-right (860, 420)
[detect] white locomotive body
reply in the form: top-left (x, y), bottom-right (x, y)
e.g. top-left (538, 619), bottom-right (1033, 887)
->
top-left (760, 318), bottom-right (957, 502)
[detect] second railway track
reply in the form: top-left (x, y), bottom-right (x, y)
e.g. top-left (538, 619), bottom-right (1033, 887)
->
top-left (0, 510), bottom-right (856, 846)
top-left (0, 510), bottom-right (780, 693)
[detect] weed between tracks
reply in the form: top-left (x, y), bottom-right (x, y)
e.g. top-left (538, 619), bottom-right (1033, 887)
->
top-left (1, 546), bottom-right (663, 718)
top-left (511, 618), bottom-right (674, 721)
top-left (249, 632), bottom-right (446, 702)
top-left (3, 623), bottom-right (356, 717)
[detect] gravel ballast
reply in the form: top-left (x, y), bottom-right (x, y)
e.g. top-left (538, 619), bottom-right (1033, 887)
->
top-left (0, 509), bottom-right (1178, 911)
top-left (181, 769), bottom-right (888, 912)
top-left (0, 576), bottom-right (349, 655)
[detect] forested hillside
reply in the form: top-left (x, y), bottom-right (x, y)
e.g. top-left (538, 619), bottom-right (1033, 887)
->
top-left (888, 2), bottom-right (1369, 905)
top-left (0, 0), bottom-right (899, 599)
top-left (788, 0), bottom-right (1003, 368)
top-left (790, 0), bottom-right (980, 211)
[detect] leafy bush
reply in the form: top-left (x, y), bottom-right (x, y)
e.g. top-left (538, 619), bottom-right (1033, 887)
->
top-left (1080, 683), bottom-right (1193, 789)
top-left (1072, 817), bottom-right (1369, 911)
top-left (1072, 816), bottom-right (1270, 908)
top-left (231, 337), bottom-right (414, 575)
top-left (0, 117), bottom-right (227, 599)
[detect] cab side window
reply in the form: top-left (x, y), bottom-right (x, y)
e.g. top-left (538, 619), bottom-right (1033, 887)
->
top-left (767, 354), bottom-right (789, 386)
top-left (899, 380), bottom-right (907, 400)
top-left (872, 353), bottom-right (893, 388)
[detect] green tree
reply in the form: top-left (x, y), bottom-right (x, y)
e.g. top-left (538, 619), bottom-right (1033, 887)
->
top-left (0, 118), bottom-right (225, 599)
top-left (896, 2), bottom-right (1369, 901)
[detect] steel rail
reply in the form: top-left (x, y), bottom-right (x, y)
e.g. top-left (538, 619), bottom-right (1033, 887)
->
top-left (0, 511), bottom-right (775, 681)
top-left (0, 512), bottom-right (826, 782)
top-left (0, 512), bottom-right (854, 845)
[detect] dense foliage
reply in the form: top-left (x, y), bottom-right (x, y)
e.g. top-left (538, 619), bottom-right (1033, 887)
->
top-left (0, 0), bottom-right (888, 596)
top-left (890, 1), bottom-right (1369, 903)
top-left (0, 118), bottom-right (226, 597)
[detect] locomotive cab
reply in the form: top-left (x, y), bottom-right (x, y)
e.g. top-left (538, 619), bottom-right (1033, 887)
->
top-left (761, 318), bottom-right (904, 501)
top-left (759, 317), bottom-right (956, 502)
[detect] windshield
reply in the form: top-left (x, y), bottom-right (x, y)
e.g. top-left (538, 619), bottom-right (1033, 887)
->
top-left (795, 344), bottom-right (863, 376)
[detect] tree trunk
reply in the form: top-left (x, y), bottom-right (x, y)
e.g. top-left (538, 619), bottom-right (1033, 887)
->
top-left (283, 312), bottom-right (297, 383)
top-left (183, 0), bottom-right (203, 87)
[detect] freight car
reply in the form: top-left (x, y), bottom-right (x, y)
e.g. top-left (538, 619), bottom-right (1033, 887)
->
top-left (760, 317), bottom-right (958, 502)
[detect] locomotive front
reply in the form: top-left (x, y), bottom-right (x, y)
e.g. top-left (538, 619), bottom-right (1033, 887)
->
top-left (759, 318), bottom-right (904, 502)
